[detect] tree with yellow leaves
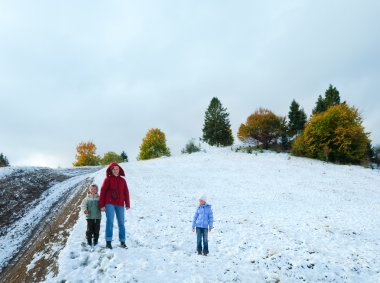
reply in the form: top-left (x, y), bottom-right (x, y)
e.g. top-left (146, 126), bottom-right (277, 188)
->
top-left (138, 128), bottom-right (171, 160)
top-left (73, 141), bottom-right (101, 166)
top-left (291, 103), bottom-right (370, 164)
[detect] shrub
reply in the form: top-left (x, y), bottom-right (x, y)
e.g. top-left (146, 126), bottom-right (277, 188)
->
top-left (291, 103), bottom-right (370, 164)
top-left (138, 128), bottom-right (171, 160)
top-left (181, 139), bottom-right (201, 154)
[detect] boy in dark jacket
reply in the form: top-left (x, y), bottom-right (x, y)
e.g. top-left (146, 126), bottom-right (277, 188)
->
top-left (81, 184), bottom-right (101, 246)
top-left (192, 194), bottom-right (214, 256)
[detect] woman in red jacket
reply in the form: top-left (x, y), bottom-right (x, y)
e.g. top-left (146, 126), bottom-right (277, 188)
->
top-left (99, 162), bottom-right (130, 249)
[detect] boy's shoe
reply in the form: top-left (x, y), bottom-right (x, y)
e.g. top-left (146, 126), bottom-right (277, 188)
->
top-left (203, 251), bottom-right (208, 256)
top-left (87, 239), bottom-right (92, 246)
top-left (106, 241), bottom-right (112, 249)
top-left (120, 242), bottom-right (128, 248)
top-left (197, 251), bottom-right (202, 255)
top-left (93, 239), bottom-right (98, 246)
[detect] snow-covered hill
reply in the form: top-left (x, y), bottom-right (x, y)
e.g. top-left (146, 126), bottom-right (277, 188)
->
top-left (43, 149), bottom-right (380, 282)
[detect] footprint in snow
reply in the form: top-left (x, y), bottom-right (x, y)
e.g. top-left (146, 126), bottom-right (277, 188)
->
top-left (70, 251), bottom-right (79, 259)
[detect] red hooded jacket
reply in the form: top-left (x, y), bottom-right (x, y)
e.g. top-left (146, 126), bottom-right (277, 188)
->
top-left (99, 162), bottom-right (130, 209)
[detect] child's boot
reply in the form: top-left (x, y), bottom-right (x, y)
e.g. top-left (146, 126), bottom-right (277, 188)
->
top-left (106, 241), bottom-right (112, 249)
top-left (87, 238), bottom-right (92, 246)
top-left (120, 242), bottom-right (127, 248)
top-left (93, 238), bottom-right (98, 246)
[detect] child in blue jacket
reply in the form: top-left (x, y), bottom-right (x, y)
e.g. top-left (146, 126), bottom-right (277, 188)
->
top-left (192, 194), bottom-right (214, 256)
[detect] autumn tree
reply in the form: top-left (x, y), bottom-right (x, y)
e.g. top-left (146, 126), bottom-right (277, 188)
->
top-left (0, 153), bottom-right (10, 167)
top-left (291, 103), bottom-right (370, 164)
top-left (138, 128), bottom-right (171, 160)
top-left (202, 97), bottom-right (234, 146)
top-left (101, 151), bottom-right (124, 165)
top-left (73, 141), bottom-right (101, 166)
top-left (238, 108), bottom-right (286, 149)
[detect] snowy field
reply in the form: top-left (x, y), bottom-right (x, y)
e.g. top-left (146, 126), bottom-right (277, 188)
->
top-left (45, 148), bottom-right (380, 282)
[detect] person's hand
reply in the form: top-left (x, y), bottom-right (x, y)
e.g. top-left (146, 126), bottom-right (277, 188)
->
top-left (125, 207), bottom-right (130, 211)
top-left (84, 210), bottom-right (89, 215)
top-left (192, 228), bottom-right (195, 232)
top-left (209, 227), bottom-right (213, 232)
top-left (101, 207), bottom-right (106, 212)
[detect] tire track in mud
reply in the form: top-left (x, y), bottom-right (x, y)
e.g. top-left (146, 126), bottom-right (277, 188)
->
top-left (0, 175), bottom-right (95, 283)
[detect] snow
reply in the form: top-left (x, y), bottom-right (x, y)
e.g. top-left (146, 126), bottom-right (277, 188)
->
top-left (0, 166), bottom-right (38, 179)
top-left (42, 148), bottom-right (380, 282)
top-left (0, 172), bottom-right (97, 271)
top-left (0, 167), bottom-right (15, 179)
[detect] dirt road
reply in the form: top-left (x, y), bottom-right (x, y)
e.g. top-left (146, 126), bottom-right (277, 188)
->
top-left (0, 167), bottom-right (99, 283)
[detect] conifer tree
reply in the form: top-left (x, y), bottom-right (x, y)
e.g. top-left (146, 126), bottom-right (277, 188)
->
top-left (374, 145), bottom-right (380, 166)
top-left (121, 151), bottom-right (128, 162)
top-left (312, 84), bottom-right (341, 114)
top-left (312, 95), bottom-right (327, 114)
top-left (324, 84), bottom-right (340, 108)
top-left (288, 99), bottom-right (307, 137)
top-left (0, 153), bottom-right (10, 167)
top-left (202, 97), bottom-right (234, 146)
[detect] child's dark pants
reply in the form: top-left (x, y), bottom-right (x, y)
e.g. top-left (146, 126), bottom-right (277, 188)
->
top-left (196, 227), bottom-right (209, 254)
top-left (86, 219), bottom-right (101, 243)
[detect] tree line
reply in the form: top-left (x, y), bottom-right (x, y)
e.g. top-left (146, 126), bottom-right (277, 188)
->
top-left (71, 84), bottom-right (379, 167)
top-left (208, 84), bottom-right (378, 166)
top-left (1, 84), bottom-right (378, 168)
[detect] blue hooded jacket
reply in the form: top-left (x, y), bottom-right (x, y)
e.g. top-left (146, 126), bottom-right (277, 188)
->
top-left (192, 203), bottom-right (214, 229)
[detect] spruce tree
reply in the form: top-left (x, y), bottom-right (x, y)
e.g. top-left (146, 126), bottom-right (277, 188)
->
top-left (324, 84), bottom-right (340, 108)
top-left (121, 151), bottom-right (128, 162)
top-left (0, 153), bottom-right (10, 167)
top-left (313, 84), bottom-right (341, 114)
top-left (288, 100), bottom-right (307, 137)
top-left (312, 95), bottom-right (327, 114)
top-left (202, 97), bottom-right (234, 146)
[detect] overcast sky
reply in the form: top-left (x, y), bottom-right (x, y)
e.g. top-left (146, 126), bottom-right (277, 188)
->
top-left (0, 0), bottom-right (379, 167)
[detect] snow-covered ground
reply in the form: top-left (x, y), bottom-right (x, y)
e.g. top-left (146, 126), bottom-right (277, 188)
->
top-left (45, 148), bottom-right (380, 282)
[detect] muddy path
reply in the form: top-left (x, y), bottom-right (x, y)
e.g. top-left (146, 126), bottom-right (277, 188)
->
top-left (0, 167), bottom-right (100, 235)
top-left (0, 176), bottom-right (93, 283)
